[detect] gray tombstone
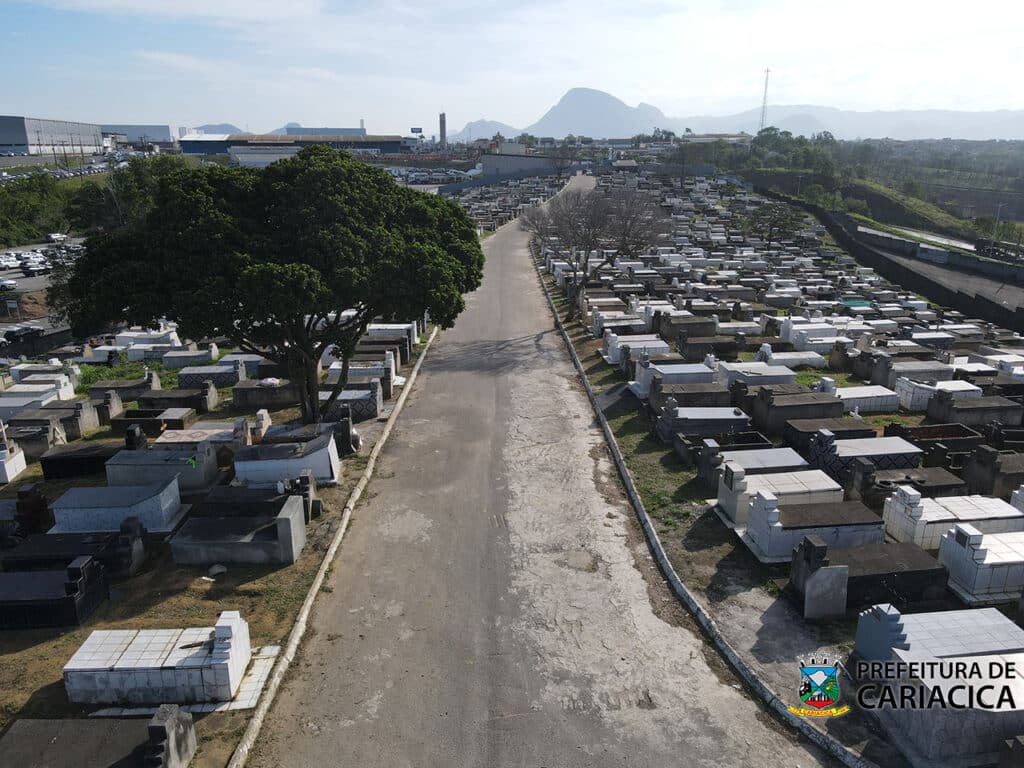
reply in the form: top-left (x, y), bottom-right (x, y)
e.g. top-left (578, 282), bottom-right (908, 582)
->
top-left (144, 704), bottom-right (197, 768)
top-left (125, 424), bottom-right (148, 451)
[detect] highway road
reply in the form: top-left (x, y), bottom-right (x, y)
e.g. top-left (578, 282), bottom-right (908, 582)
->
top-left (250, 178), bottom-right (826, 767)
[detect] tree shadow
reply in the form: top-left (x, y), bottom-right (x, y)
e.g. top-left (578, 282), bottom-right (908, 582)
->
top-left (424, 333), bottom-right (561, 375)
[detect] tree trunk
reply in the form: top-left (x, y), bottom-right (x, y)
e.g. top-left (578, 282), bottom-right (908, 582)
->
top-left (318, 355), bottom-right (351, 423)
top-left (290, 351), bottom-right (321, 425)
top-left (565, 279), bottom-right (579, 320)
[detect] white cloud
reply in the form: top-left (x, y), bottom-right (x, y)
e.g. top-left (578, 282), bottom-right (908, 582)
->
top-left (134, 50), bottom-right (215, 74)
top-left (12, 0), bottom-right (1024, 132)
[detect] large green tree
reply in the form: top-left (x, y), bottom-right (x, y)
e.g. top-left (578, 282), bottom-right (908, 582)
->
top-left (50, 146), bottom-right (484, 422)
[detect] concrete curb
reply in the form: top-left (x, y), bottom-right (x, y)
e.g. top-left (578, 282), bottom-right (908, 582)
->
top-left (530, 250), bottom-right (875, 768)
top-left (227, 325), bottom-right (440, 768)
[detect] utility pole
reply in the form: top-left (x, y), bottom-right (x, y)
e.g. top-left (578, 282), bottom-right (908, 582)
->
top-left (758, 68), bottom-right (770, 134)
top-left (993, 201), bottom-right (1006, 243)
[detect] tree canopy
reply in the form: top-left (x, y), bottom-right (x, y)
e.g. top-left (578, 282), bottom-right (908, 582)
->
top-left (50, 145), bottom-right (484, 422)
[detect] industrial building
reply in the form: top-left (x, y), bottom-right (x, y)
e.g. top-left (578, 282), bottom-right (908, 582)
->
top-left (100, 124), bottom-right (177, 145)
top-left (0, 115), bottom-right (103, 157)
top-left (179, 133), bottom-right (410, 158)
top-left (284, 126), bottom-right (366, 136)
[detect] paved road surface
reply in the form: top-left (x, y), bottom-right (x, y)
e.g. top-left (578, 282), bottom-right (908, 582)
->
top-left (251, 180), bottom-right (825, 767)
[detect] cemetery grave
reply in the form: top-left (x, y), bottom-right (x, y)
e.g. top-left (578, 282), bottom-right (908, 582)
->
top-left (0, 314), bottom-right (433, 760)
top-left (530, 168), bottom-right (1024, 766)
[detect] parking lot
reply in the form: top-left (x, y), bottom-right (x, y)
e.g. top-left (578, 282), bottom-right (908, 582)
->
top-left (0, 239), bottom-right (81, 337)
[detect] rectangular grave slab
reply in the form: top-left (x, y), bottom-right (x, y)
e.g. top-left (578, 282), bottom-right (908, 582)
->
top-left (716, 464), bottom-right (843, 529)
top-left (232, 379), bottom-right (302, 409)
top-left (88, 390), bottom-right (124, 426)
top-left (109, 407), bottom-right (198, 438)
top-left (51, 476), bottom-right (186, 535)
top-left (696, 445), bottom-right (807, 490)
top-left (749, 391), bottom-right (845, 437)
top-left (883, 485), bottom-right (1024, 549)
top-left (106, 441), bottom-right (219, 494)
top-left (832, 385), bottom-right (899, 414)
top-left (790, 538), bottom-right (946, 618)
top-left (783, 417), bottom-right (877, 455)
top-left (927, 391), bottom-right (1024, 427)
top-left (138, 382), bottom-right (218, 414)
top-left (21, 373), bottom-right (75, 400)
top-left (196, 475), bottom-right (320, 522)
top-left (354, 337), bottom-right (409, 365)
top-left (88, 370), bottom-right (161, 401)
top-left (63, 610), bottom-right (251, 705)
top-left (234, 431), bottom-right (340, 487)
top-left (170, 501), bottom-right (306, 565)
top-left (320, 383), bottom-right (381, 423)
top-left (743, 492), bottom-right (883, 563)
top-left (849, 461), bottom-right (968, 509)
top-left (715, 361), bottom-right (796, 388)
top-left (219, 353), bottom-right (266, 377)
top-left (178, 362), bottom-right (246, 388)
top-left (2, 521), bottom-right (145, 577)
top-left (40, 440), bottom-right (123, 481)
top-left (853, 604), bottom-right (1024, 765)
top-left (808, 431), bottom-right (922, 483)
top-left (628, 361), bottom-right (714, 400)
top-left (0, 555), bottom-right (108, 629)
top-left (674, 430), bottom-right (771, 467)
top-left (963, 447), bottom-right (1024, 498)
top-left (655, 406), bottom-right (750, 442)
top-left (0, 392), bottom-right (59, 421)
top-left (162, 345), bottom-right (217, 370)
top-left (0, 706), bottom-right (197, 768)
top-left (939, 525), bottom-right (1024, 605)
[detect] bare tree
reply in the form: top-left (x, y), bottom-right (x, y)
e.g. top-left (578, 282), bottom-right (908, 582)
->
top-left (549, 188), bottom-right (609, 318)
top-left (519, 204), bottom-right (555, 242)
top-left (550, 141), bottom-right (580, 178)
top-left (604, 188), bottom-right (670, 258)
top-left (522, 188), bottom-right (609, 319)
top-left (749, 201), bottom-right (801, 251)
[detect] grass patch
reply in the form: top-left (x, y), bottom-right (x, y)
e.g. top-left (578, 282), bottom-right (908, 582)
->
top-left (75, 353), bottom-right (178, 393)
top-left (793, 369), bottom-right (861, 388)
top-left (862, 410), bottom-right (925, 431)
top-left (848, 212), bottom-right (975, 256)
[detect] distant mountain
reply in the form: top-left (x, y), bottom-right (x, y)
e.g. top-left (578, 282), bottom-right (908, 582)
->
top-left (524, 87), bottom-right (669, 139)
top-left (194, 123), bottom-right (244, 135)
top-left (447, 119), bottom-right (521, 143)
top-left (676, 105), bottom-right (1024, 140)
top-left (269, 122), bottom-right (303, 135)
top-left (456, 88), bottom-right (1024, 141)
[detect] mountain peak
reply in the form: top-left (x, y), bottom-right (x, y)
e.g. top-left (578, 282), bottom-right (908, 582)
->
top-left (525, 87), bottom-right (667, 138)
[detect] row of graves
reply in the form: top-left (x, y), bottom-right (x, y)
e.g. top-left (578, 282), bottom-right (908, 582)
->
top-left (441, 175), bottom-right (562, 231)
top-left (0, 317), bottom-right (426, 766)
top-left (541, 172), bottom-right (1024, 766)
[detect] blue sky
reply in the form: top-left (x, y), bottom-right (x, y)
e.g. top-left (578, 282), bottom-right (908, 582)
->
top-left (5, 0), bottom-right (1023, 135)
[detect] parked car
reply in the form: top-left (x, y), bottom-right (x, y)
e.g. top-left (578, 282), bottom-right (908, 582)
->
top-left (0, 279), bottom-right (17, 291)
top-left (21, 263), bottom-right (48, 277)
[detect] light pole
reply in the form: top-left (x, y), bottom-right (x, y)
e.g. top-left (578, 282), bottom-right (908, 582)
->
top-left (993, 202), bottom-right (1006, 243)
